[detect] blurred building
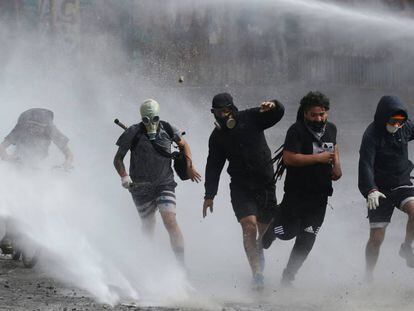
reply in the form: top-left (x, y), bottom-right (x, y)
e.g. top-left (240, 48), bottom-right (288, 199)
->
top-left (1, 0), bottom-right (413, 93)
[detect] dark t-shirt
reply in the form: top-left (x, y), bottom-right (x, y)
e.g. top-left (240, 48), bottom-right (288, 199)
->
top-left (116, 121), bottom-right (182, 188)
top-left (5, 123), bottom-right (69, 165)
top-left (283, 121), bottom-right (337, 196)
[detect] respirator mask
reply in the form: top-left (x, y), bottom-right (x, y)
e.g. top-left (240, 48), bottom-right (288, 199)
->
top-left (211, 108), bottom-right (236, 130)
top-left (140, 99), bottom-right (160, 140)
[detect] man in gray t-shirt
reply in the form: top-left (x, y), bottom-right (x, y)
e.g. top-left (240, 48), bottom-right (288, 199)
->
top-left (114, 99), bottom-right (201, 267)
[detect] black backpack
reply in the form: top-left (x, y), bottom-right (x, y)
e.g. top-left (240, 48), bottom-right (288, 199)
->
top-left (131, 121), bottom-right (190, 181)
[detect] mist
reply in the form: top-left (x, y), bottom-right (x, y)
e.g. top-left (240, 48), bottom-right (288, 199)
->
top-left (1, 0), bottom-right (414, 310)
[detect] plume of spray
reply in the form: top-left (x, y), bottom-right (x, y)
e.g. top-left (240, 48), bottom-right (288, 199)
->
top-left (1, 1), bottom-right (414, 310)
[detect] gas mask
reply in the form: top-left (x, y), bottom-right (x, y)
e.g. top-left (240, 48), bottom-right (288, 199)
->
top-left (140, 99), bottom-right (160, 140)
top-left (214, 115), bottom-right (236, 130)
top-left (211, 107), bottom-right (236, 130)
top-left (305, 120), bottom-right (326, 133)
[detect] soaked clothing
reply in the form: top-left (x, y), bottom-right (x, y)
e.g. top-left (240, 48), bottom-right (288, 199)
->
top-left (368, 187), bottom-right (414, 227)
top-left (5, 109), bottom-right (69, 165)
top-left (359, 96), bottom-right (414, 197)
top-left (204, 104), bottom-right (284, 222)
top-left (132, 190), bottom-right (176, 218)
top-left (116, 121), bottom-right (182, 204)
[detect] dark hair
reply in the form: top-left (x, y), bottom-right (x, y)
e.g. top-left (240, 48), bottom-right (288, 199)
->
top-left (296, 91), bottom-right (330, 121)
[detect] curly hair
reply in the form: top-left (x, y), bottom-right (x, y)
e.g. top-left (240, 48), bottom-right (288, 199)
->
top-left (296, 91), bottom-right (330, 121)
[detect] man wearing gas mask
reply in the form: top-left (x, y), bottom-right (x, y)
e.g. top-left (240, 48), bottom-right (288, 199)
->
top-left (203, 92), bottom-right (284, 290)
top-left (359, 95), bottom-right (414, 281)
top-left (114, 99), bottom-right (201, 268)
top-left (262, 91), bottom-right (342, 287)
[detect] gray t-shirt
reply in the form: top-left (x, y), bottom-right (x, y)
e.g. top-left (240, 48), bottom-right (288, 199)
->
top-left (5, 122), bottom-right (69, 165)
top-left (116, 121), bottom-right (182, 188)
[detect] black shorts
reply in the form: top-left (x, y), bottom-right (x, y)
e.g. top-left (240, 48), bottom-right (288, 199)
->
top-left (229, 182), bottom-right (276, 224)
top-left (368, 187), bottom-right (414, 226)
top-left (278, 193), bottom-right (328, 238)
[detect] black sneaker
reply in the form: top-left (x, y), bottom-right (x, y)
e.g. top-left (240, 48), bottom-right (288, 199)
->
top-left (399, 243), bottom-right (414, 268)
top-left (262, 219), bottom-right (277, 249)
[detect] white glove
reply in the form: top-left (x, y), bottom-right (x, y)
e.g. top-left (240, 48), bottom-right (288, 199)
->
top-left (121, 175), bottom-right (133, 189)
top-left (367, 190), bottom-right (387, 210)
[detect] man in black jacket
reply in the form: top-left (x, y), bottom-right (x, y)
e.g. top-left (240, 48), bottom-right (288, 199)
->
top-left (359, 95), bottom-right (414, 281)
top-left (203, 92), bottom-right (284, 290)
top-left (262, 91), bottom-right (342, 286)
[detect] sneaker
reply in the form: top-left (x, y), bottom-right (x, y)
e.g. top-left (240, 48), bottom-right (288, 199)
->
top-left (399, 243), bottom-right (414, 268)
top-left (262, 219), bottom-right (277, 249)
top-left (251, 273), bottom-right (264, 291)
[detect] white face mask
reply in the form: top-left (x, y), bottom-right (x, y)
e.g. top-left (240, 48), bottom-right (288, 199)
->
top-left (140, 99), bottom-right (160, 140)
top-left (386, 124), bottom-right (401, 134)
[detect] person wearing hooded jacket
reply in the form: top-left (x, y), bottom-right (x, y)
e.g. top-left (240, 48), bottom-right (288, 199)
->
top-left (202, 92), bottom-right (284, 290)
top-left (359, 95), bottom-right (414, 281)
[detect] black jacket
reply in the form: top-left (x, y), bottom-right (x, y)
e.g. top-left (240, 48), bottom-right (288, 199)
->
top-left (204, 103), bottom-right (284, 199)
top-left (358, 96), bottom-right (414, 197)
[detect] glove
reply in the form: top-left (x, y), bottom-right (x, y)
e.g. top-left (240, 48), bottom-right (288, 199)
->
top-left (121, 175), bottom-right (133, 189)
top-left (367, 190), bottom-right (387, 210)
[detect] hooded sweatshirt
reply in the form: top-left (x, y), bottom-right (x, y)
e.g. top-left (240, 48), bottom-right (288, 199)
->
top-left (358, 96), bottom-right (414, 197)
top-left (204, 102), bottom-right (284, 199)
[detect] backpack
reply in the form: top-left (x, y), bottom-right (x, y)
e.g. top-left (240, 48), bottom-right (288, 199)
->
top-left (130, 121), bottom-right (190, 181)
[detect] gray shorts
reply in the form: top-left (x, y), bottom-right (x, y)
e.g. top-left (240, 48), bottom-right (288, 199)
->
top-left (132, 190), bottom-right (176, 218)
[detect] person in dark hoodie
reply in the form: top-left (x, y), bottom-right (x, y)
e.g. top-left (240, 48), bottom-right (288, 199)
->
top-left (359, 95), bottom-right (414, 281)
top-left (262, 91), bottom-right (342, 287)
top-left (202, 92), bottom-right (284, 290)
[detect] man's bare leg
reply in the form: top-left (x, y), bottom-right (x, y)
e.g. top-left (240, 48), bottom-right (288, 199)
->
top-left (365, 227), bottom-right (386, 281)
top-left (141, 212), bottom-right (156, 238)
top-left (160, 211), bottom-right (185, 266)
top-left (400, 202), bottom-right (414, 267)
top-left (240, 216), bottom-right (261, 275)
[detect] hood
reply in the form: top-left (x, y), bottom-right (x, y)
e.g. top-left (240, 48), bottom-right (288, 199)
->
top-left (374, 95), bottom-right (407, 129)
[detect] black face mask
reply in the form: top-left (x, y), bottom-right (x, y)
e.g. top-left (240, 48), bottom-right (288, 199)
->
top-left (305, 120), bottom-right (326, 132)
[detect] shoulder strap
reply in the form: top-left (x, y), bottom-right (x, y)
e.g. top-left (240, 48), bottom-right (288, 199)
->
top-left (130, 121), bottom-right (175, 159)
top-left (130, 123), bottom-right (145, 151)
top-left (160, 121), bottom-right (174, 140)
